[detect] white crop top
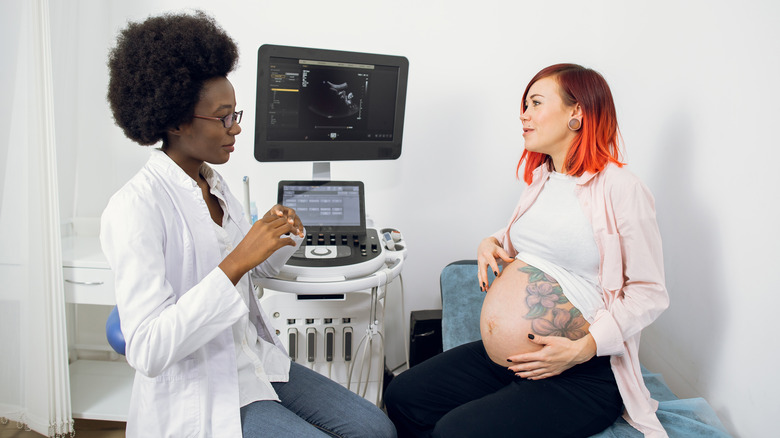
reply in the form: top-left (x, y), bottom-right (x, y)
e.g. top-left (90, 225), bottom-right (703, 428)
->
top-left (509, 171), bottom-right (605, 322)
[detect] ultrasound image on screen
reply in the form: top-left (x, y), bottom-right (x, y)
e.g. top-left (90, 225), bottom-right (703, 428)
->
top-left (265, 56), bottom-right (397, 143)
top-left (301, 67), bottom-right (368, 129)
top-left (307, 80), bottom-right (361, 119)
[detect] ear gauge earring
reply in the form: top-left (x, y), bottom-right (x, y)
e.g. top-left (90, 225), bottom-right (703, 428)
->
top-left (568, 118), bottom-right (581, 131)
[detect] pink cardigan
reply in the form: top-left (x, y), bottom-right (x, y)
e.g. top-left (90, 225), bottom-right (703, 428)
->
top-left (492, 162), bottom-right (670, 437)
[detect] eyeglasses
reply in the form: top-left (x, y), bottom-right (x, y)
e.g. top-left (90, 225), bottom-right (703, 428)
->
top-left (193, 110), bottom-right (243, 128)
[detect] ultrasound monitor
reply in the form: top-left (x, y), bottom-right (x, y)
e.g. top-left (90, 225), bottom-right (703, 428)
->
top-left (255, 44), bottom-right (409, 163)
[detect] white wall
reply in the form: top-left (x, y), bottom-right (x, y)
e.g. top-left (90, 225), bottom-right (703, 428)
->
top-left (41, 0), bottom-right (780, 436)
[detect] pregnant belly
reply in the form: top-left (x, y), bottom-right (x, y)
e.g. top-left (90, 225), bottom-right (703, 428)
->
top-left (480, 259), bottom-right (591, 365)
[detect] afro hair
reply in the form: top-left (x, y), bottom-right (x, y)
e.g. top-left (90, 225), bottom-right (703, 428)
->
top-left (106, 11), bottom-right (239, 146)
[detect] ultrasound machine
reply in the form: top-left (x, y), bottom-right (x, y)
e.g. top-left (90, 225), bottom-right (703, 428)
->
top-left (251, 44), bottom-right (409, 404)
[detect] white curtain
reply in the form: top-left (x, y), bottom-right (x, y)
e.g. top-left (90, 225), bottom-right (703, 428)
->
top-left (0, 0), bottom-right (74, 436)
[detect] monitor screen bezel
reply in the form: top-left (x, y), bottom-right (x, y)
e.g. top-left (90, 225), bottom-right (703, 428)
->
top-left (255, 44), bottom-right (409, 162)
top-left (277, 180), bottom-right (366, 233)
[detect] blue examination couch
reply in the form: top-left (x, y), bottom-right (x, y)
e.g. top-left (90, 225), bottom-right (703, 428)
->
top-left (439, 260), bottom-right (731, 437)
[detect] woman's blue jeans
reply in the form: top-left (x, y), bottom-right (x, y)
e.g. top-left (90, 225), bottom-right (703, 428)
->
top-left (240, 361), bottom-right (396, 437)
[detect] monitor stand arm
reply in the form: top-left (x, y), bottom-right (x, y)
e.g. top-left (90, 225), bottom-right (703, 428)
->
top-left (313, 162), bottom-right (331, 181)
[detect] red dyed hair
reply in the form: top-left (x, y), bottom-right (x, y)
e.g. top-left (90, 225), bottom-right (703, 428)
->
top-left (517, 64), bottom-right (624, 184)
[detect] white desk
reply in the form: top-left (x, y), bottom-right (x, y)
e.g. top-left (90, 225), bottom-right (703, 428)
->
top-left (62, 235), bottom-right (133, 421)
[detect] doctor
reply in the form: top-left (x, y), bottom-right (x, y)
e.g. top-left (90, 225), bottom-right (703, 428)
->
top-left (101, 11), bottom-right (396, 438)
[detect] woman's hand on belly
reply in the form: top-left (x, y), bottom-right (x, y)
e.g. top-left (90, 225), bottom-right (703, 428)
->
top-left (507, 332), bottom-right (597, 380)
top-left (476, 237), bottom-right (515, 292)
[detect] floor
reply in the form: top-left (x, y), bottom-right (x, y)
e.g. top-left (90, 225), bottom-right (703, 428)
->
top-left (0, 419), bottom-right (125, 438)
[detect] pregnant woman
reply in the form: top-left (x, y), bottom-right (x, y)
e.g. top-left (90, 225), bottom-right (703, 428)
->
top-left (384, 64), bottom-right (670, 438)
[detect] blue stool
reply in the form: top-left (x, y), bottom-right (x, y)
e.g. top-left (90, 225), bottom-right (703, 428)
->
top-left (105, 306), bottom-right (126, 356)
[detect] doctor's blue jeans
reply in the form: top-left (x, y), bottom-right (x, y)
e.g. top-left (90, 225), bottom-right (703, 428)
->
top-left (240, 361), bottom-right (396, 438)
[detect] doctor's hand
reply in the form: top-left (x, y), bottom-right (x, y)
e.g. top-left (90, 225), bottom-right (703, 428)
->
top-left (219, 215), bottom-right (297, 285)
top-left (263, 204), bottom-right (304, 238)
top-left (477, 237), bottom-right (514, 292)
top-left (506, 333), bottom-right (597, 380)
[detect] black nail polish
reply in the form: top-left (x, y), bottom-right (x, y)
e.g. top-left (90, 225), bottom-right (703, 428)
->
top-left (528, 333), bottom-right (535, 340)
top-left (494, 271), bottom-right (498, 276)
top-left (506, 359), bottom-right (512, 363)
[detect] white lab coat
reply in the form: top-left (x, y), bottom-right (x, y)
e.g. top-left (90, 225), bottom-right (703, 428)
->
top-left (100, 149), bottom-right (299, 437)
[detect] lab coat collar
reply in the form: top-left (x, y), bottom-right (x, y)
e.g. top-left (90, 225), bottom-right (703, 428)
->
top-left (149, 148), bottom-right (224, 193)
top-left (199, 163), bottom-right (225, 194)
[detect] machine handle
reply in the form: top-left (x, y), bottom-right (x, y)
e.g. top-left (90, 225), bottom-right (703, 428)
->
top-left (257, 255), bottom-right (404, 294)
top-left (65, 279), bottom-right (104, 286)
